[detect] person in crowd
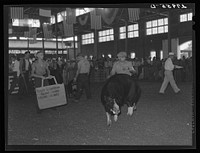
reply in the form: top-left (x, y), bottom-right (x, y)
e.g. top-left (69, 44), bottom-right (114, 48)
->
top-left (56, 57), bottom-right (64, 84)
top-left (159, 52), bottom-right (183, 94)
top-left (18, 51), bottom-right (32, 97)
top-left (108, 52), bottom-right (136, 78)
top-left (31, 51), bottom-right (52, 88)
top-left (73, 53), bottom-right (91, 102)
top-left (63, 59), bottom-right (77, 98)
top-left (9, 55), bottom-right (20, 95)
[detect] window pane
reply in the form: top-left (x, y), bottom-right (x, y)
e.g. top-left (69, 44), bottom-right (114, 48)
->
top-left (120, 26), bottom-right (125, 32)
top-left (146, 21), bottom-right (151, 28)
top-left (99, 31), bottom-right (102, 36)
top-left (164, 18), bottom-right (168, 24)
top-left (133, 24), bottom-right (138, 30)
top-left (158, 26), bottom-right (164, 33)
top-left (180, 14), bottom-right (187, 22)
top-left (110, 35), bottom-right (114, 40)
top-left (103, 31), bottom-right (106, 36)
top-left (103, 37), bottom-right (106, 41)
top-left (99, 37), bottom-right (101, 42)
top-left (106, 30), bottom-right (110, 35)
top-left (120, 33), bottom-right (124, 39)
top-left (128, 32), bottom-right (133, 38)
top-left (158, 19), bottom-right (164, 26)
top-left (164, 26), bottom-right (168, 32)
top-left (152, 20), bottom-right (157, 27)
top-left (152, 28), bottom-right (157, 34)
top-left (110, 29), bottom-right (113, 34)
top-left (128, 25), bottom-right (134, 31)
top-left (134, 31), bottom-right (139, 37)
top-left (188, 13), bottom-right (192, 21)
top-left (146, 29), bottom-right (151, 35)
top-left (107, 36), bottom-right (110, 41)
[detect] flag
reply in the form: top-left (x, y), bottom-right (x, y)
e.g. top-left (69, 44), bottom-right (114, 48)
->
top-left (29, 34), bottom-right (37, 44)
top-left (24, 31), bottom-right (30, 38)
top-left (23, 14), bottom-right (29, 27)
top-left (63, 17), bottom-right (73, 37)
top-left (10, 7), bottom-right (24, 19)
top-left (29, 27), bottom-right (37, 36)
top-left (58, 23), bottom-right (64, 36)
top-left (39, 9), bottom-right (51, 17)
top-left (9, 23), bottom-right (13, 34)
top-left (90, 10), bottom-right (102, 30)
top-left (128, 8), bottom-right (140, 22)
top-left (43, 23), bottom-right (53, 39)
top-left (65, 8), bottom-right (76, 24)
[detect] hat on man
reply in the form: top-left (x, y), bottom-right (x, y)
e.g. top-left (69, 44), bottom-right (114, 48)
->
top-left (24, 51), bottom-right (30, 55)
top-left (36, 51), bottom-right (44, 55)
top-left (76, 53), bottom-right (84, 60)
top-left (117, 52), bottom-right (127, 58)
top-left (169, 52), bottom-right (175, 56)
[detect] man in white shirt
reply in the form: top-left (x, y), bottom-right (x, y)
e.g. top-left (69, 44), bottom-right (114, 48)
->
top-left (73, 53), bottom-right (91, 102)
top-left (159, 52), bottom-right (183, 94)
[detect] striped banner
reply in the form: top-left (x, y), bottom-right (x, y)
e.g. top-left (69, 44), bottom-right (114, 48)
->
top-left (24, 31), bottom-right (30, 38)
top-left (128, 8), bottom-right (140, 22)
top-left (29, 34), bottom-right (37, 44)
top-left (42, 24), bottom-right (53, 39)
top-left (10, 7), bottom-right (24, 19)
top-left (90, 10), bottom-right (102, 30)
top-left (58, 23), bottom-right (64, 36)
top-left (39, 9), bottom-right (51, 17)
top-left (66, 8), bottom-right (76, 24)
top-left (29, 27), bottom-right (37, 36)
top-left (9, 23), bottom-right (13, 34)
top-left (63, 17), bottom-right (74, 37)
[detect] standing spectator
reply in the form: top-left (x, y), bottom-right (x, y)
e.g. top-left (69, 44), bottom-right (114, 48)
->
top-left (18, 51), bottom-right (32, 97)
top-left (180, 56), bottom-right (186, 82)
top-left (9, 55), bottom-right (20, 95)
top-left (159, 52), bottom-right (183, 94)
top-left (73, 53), bottom-right (91, 102)
top-left (56, 57), bottom-right (64, 84)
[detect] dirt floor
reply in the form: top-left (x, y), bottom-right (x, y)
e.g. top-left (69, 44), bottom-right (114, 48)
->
top-left (6, 81), bottom-right (194, 149)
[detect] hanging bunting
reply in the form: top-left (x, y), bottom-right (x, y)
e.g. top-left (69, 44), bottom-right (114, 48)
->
top-left (128, 8), bottom-right (140, 22)
top-left (24, 31), bottom-right (30, 38)
top-left (101, 8), bottom-right (119, 25)
top-left (78, 13), bottom-right (89, 26)
top-left (66, 8), bottom-right (76, 24)
top-left (43, 23), bottom-right (53, 39)
top-left (29, 34), bottom-right (37, 44)
top-left (62, 13), bottom-right (74, 37)
top-left (10, 7), bottom-right (24, 19)
top-left (9, 23), bottom-right (13, 34)
top-left (90, 9), bottom-right (102, 30)
top-left (39, 9), bottom-right (51, 17)
top-left (58, 23), bottom-right (64, 36)
top-left (29, 27), bottom-right (37, 36)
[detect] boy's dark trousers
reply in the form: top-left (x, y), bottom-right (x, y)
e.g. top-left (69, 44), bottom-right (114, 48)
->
top-left (75, 73), bottom-right (91, 100)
